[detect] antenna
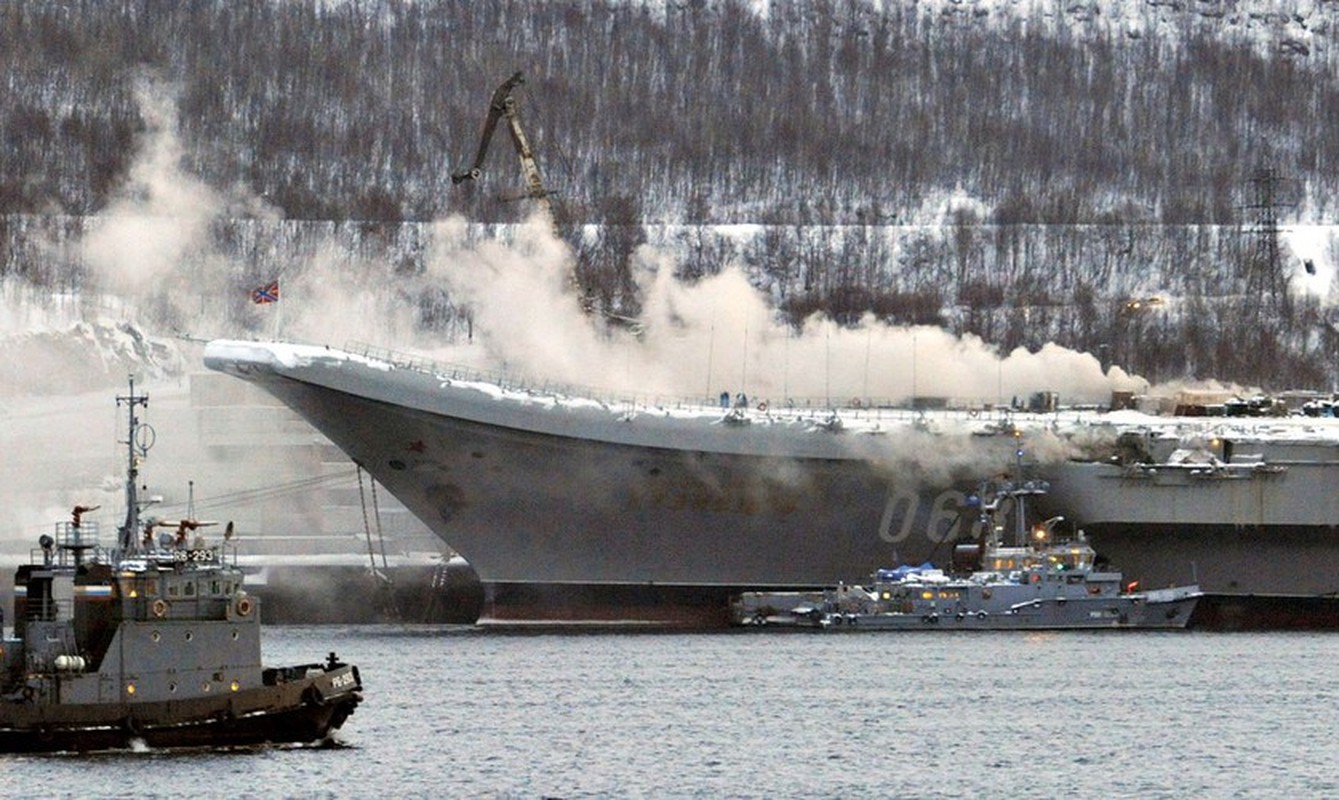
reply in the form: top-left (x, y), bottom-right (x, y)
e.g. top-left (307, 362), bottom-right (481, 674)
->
top-left (116, 376), bottom-right (151, 553)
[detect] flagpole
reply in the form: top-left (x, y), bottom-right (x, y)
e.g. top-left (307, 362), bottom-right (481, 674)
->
top-left (251, 280), bottom-right (282, 339)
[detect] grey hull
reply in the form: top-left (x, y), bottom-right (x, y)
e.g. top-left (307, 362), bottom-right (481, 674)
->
top-left (1041, 461), bottom-right (1339, 596)
top-left (811, 595), bottom-right (1199, 630)
top-left (203, 341), bottom-right (1018, 589)
top-left (204, 341), bottom-right (1339, 610)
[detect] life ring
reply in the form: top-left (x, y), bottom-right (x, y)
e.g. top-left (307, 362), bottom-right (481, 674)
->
top-left (151, 599), bottom-right (168, 618)
top-left (1030, 573), bottom-right (1041, 585)
top-left (850, 398), bottom-right (862, 408)
top-left (977, 610), bottom-right (988, 620)
top-left (235, 596), bottom-right (254, 617)
top-left (757, 402), bottom-right (767, 412)
top-left (955, 612), bottom-right (965, 622)
top-left (968, 409), bottom-right (979, 418)
top-left (22, 686), bottom-right (35, 703)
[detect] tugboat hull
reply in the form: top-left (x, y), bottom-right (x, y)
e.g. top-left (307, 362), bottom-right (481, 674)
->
top-left (0, 660), bottom-right (362, 754)
top-left (0, 665), bottom-right (360, 752)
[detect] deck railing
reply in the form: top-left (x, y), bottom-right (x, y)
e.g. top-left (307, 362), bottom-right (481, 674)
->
top-left (342, 340), bottom-right (1023, 426)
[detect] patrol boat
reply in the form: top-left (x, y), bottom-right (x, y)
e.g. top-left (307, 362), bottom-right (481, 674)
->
top-left (0, 379), bottom-right (362, 752)
top-left (734, 475), bottom-right (1201, 631)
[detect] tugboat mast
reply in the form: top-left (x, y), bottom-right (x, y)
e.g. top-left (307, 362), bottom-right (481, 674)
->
top-left (116, 376), bottom-right (150, 553)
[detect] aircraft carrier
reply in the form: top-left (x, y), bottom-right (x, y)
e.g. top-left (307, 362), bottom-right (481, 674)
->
top-left (204, 339), bottom-right (1339, 628)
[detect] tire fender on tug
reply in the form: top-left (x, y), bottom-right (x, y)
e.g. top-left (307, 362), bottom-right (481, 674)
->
top-left (303, 684), bottom-right (327, 707)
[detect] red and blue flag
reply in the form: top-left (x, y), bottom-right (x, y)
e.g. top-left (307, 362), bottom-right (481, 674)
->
top-left (251, 281), bottom-right (280, 304)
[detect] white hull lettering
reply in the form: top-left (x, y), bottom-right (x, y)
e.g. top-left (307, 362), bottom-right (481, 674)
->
top-left (878, 488), bottom-right (921, 543)
top-left (927, 490), bottom-right (967, 543)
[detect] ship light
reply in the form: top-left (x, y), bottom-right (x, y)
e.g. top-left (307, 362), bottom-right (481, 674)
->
top-left (126, 683), bottom-right (136, 696)
top-left (921, 590), bottom-right (934, 600)
top-left (230, 680), bottom-right (240, 692)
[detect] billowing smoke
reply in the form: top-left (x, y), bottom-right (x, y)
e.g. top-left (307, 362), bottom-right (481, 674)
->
top-left (424, 211), bottom-right (1147, 408)
top-left (0, 72), bottom-right (1279, 556)
top-left (81, 76), bottom-right (221, 298)
top-left (0, 77), bottom-right (403, 553)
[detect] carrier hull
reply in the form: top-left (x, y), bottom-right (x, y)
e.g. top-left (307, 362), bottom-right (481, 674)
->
top-left (204, 341), bottom-right (1339, 626)
top-left (204, 342), bottom-right (1010, 594)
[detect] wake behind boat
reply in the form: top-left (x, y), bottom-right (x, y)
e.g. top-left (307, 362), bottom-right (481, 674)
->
top-left (0, 378), bottom-right (363, 753)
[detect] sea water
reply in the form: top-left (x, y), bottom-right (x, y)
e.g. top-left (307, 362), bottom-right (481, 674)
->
top-left (3, 626), bottom-right (1336, 799)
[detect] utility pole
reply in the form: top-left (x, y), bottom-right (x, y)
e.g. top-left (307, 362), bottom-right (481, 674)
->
top-left (1242, 165), bottom-right (1294, 320)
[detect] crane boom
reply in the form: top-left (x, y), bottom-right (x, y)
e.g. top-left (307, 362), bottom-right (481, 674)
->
top-left (451, 71), bottom-right (553, 225)
top-left (451, 72), bottom-right (643, 328)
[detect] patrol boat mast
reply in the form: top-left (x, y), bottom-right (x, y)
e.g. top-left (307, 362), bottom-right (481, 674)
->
top-left (116, 376), bottom-right (151, 553)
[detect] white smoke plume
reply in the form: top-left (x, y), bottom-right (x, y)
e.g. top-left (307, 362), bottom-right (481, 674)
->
top-left (80, 76), bottom-right (221, 298)
top-left (424, 212), bottom-right (1146, 408)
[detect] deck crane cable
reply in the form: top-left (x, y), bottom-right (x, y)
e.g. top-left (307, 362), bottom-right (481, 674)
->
top-left (150, 469), bottom-right (358, 518)
top-left (355, 464), bottom-right (401, 621)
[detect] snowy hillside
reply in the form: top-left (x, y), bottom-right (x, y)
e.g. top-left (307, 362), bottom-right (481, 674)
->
top-left (2, 0), bottom-right (1337, 389)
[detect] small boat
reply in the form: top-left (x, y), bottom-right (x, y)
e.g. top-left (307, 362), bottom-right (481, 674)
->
top-left (733, 473), bottom-right (1201, 631)
top-left (0, 378), bottom-right (363, 752)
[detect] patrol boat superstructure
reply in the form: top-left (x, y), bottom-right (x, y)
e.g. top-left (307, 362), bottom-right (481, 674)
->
top-left (734, 476), bottom-right (1201, 630)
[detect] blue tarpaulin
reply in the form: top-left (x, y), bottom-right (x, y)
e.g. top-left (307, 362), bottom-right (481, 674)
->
top-left (875, 562), bottom-right (936, 581)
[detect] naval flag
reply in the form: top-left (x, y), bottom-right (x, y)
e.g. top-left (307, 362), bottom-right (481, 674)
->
top-left (251, 281), bottom-right (280, 304)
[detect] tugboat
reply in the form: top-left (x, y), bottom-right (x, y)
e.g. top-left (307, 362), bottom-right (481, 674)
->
top-left (0, 378), bottom-right (363, 752)
top-left (734, 471), bottom-right (1201, 631)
